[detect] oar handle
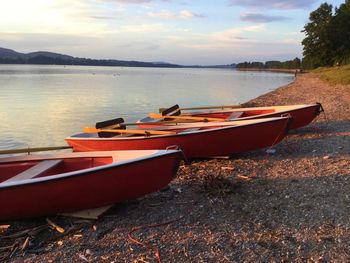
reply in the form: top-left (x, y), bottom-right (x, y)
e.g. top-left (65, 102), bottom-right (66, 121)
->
top-left (0, 146), bottom-right (72, 155)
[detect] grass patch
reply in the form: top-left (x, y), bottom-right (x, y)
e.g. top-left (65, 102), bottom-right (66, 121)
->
top-left (313, 64), bottom-right (350, 85)
top-left (200, 174), bottom-right (240, 197)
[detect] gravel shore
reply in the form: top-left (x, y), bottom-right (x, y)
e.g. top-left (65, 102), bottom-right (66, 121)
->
top-left (1, 73), bottom-right (349, 262)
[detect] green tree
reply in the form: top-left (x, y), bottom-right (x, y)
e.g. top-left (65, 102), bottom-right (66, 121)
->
top-left (265, 61), bottom-right (282, 69)
top-left (292, 57), bottom-right (301, 69)
top-left (332, 0), bottom-right (350, 64)
top-left (302, 3), bottom-right (334, 68)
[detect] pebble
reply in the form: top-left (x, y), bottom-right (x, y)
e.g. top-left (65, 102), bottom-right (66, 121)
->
top-left (78, 254), bottom-right (89, 262)
top-left (266, 148), bottom-right (276, 154)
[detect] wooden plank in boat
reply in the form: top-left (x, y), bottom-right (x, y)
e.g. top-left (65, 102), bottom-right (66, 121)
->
top-left (228, 111), bottom-right (244, 119)
top-left (60, 205), bottom-right (113, 219)
top-left (4, 159), bottom-right (62, 183)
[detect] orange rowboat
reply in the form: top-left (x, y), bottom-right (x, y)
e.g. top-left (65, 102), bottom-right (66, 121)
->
top-left (0, 150), bottom-right (181, 220)
top-left (66, 117), bottom-right (291, 158)
top-left (138, 103), bottom-right (323, 130)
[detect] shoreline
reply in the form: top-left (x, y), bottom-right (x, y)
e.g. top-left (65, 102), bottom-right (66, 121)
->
top-left (237, 67), bottom-right (299, 74)
top-left (1, 73), bottom-right (349, 262)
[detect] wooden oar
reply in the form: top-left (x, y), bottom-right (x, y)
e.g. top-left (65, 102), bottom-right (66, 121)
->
top-left (0, 146), bottom-right (72, 155)
top-left (84, 127), bottom-right (176, 135)
top-left (95, 119), bottom-right (204, 129)
top-left (159, 104), bottom-right (243, 112)
top-left (148, 113), bottom-right (225, 122)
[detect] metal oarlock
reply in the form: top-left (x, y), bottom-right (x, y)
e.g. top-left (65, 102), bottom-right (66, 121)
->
top-left (166, 145), bottom-right (189, 165)
top-left (316, 102), bottom-right (325, 115)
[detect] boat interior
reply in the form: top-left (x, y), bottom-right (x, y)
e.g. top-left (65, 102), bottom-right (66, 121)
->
top-left (71, 117), bottom-right (285, 139)
top-left (0, 150), bottom-right (161, 184)
top-left (0, 157), bottom-right (112, 184)
top-left (191, 109), bottom-right (276, 119)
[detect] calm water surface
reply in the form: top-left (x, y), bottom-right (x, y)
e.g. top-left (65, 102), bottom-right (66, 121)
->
top-left (0, 65), bottom-right (294, 149)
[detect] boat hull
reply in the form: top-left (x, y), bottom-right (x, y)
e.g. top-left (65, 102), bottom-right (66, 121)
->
top-left (66, 117), bottom-right (290, 158)
top-left (139, 103), bottom-right (323, 130)
top-left (0, 150), bottom-right (181, 220)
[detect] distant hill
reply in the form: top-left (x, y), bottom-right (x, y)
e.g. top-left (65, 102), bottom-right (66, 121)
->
top-left (0, 47), bottom-right (23, 58)
top-left (0, 47), bottom-right (181, 68)
top-left (0, 47), bottom-right (236, 68)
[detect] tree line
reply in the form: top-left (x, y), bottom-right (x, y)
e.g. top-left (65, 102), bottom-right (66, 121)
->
top-left (237, 0), bottom-right (349, 70)
top-left (0, 55), bottom-right (181, 68)
top-left (302, 0), bottom-right (350, 69)
top-left (236, 58), bottom-right (301, 70)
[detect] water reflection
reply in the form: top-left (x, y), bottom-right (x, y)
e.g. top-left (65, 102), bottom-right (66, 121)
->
top-left (0, 65), bottom-right (294, 149)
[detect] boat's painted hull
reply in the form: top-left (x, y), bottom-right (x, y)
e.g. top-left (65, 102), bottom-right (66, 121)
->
top-left (66, 117), bottom-right (290, 158)
top-left (0, 150), bottom-right (181, 220)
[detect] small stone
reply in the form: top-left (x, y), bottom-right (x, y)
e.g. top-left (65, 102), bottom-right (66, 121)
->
top-left (78, 254), bottom-right (89, 262)
top-left (323, 155), bottom-right (331, 160)
top-left (266, 148), bottom-right (276, 154)
top-left (57, 241), bottom-right (63, 246)
top-left (85, 249), bottom-right (93, 255)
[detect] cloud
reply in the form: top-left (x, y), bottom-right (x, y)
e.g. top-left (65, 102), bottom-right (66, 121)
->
top-left (240, 13), bottom-right (290, 23)
top-left (0, 0), bottom-right (113, 36)
top-left (179, 10), bottom-right (204, 18)
top-left (165, 25), bottom-right (265, 52)
top-left (121, 23), bottom-right (168, 33)
top-left (90, 15), bottom-right (116, 20)
top-left (147, 9), bottom-right (204, 19)
top-left (212, 24), bottom-right (265, 43)
top-left (229, 0), bottom-right (319, 10)
top-left (109, 0), bottom-right (152, 4)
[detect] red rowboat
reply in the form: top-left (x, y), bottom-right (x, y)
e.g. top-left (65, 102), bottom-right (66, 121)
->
top-left (139, 103), bottom-right (323, 130)
top-left (0, 150), bottom-right (181, 220)
top-left (66, 117), bottom-right (291, 158)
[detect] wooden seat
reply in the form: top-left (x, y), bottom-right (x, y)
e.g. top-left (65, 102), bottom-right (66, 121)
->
top-left (228, 111), bottom-right (244, 119)
top-left (4, 159), bottom-right (62, 183)
top-left (182, 128), bottom-right (200, 133)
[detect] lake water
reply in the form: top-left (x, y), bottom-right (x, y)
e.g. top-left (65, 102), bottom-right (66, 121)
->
top-left (0, 65), bottom-right (294, 150)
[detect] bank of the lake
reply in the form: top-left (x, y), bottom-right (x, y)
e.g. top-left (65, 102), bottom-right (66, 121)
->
top-left (236, 67), bottom-right (299, 74)
top-left (0, 73), bottom-right (349, 262)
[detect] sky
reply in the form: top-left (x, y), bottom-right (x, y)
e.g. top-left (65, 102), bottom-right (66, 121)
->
top-left (0, 0), bottom-right (346, 65)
